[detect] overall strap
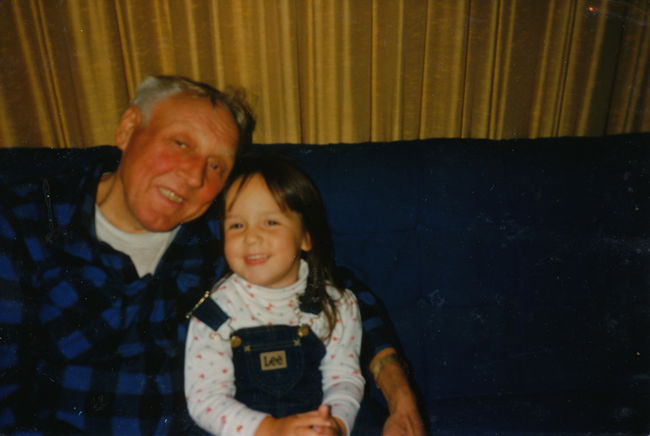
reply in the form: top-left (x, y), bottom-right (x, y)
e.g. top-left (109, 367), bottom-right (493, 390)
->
top-left (191, 297), bottom-right (229, 331)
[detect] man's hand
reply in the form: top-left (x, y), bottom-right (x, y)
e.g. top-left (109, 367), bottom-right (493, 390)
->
top-left (370, 348), bottom-right (426, 436)
top-left (382, 407), bottom-right (426, 436)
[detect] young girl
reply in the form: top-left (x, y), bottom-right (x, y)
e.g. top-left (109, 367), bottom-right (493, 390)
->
top-left (185, 154), bottom-right (364, 436)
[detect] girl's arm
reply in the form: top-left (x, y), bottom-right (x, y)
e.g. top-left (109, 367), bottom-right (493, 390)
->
top-left (186, 316), bottom-right (340, 436)
top-left (319, 289), bottom-right (366, 436)
top-left (185, 317), bottom-right (268, 436)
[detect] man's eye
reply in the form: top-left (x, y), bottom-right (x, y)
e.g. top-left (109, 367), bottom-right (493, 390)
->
top-left (265, 220), bottom-right (279, 226)
top-left (209, 162), bottom-right (220, 171)
top-left (174, 140), bottom-right (187, 148)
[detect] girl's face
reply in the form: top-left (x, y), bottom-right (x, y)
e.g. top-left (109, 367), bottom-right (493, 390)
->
top-left (223, 174), bottom-right (312, 288)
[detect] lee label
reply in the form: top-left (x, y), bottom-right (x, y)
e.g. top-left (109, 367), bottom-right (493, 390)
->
top-left (260, 350), bottom-right (287, 371)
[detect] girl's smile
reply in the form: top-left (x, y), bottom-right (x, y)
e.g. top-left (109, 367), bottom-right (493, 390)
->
top-left (244, 254), bottom-right (270, 266)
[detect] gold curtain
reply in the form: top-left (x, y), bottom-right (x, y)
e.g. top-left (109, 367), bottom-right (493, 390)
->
top-left (0, 0), bottom-right (648, 148)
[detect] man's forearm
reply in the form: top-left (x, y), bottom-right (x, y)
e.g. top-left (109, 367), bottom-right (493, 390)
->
top-left (370, 348), bottom-right (425, 436)
top-left (370, 348), bottom-right (414, 412)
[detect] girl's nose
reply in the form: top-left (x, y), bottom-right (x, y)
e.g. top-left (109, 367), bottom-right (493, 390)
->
top-left (244, 228), bottom-right (262, 245)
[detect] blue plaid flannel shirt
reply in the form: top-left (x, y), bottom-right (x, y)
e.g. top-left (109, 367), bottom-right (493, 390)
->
top-left (0, 146), bottom-right (395, 435)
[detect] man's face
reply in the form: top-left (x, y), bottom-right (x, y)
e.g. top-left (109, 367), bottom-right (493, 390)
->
top-left (114, 94), bottom-right (239, 232)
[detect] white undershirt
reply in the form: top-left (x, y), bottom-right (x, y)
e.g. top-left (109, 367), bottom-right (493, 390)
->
top-left (95, 205), bottom-right (178, 277)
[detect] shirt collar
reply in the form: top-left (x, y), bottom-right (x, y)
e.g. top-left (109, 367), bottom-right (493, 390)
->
top-left (43, 147), bottom-right (121, 243)
top-left (230, 260), bottom-right (322, 315)
top-left (230, 259), bottom-right (309, 300)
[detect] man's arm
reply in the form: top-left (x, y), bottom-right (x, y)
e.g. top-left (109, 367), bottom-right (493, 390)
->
top-left (335, 267), bottom-right (425, 436)
top-left (0, 199), bottom-right (40, 433)
top-left (370, 348), bottom-right (425, 436)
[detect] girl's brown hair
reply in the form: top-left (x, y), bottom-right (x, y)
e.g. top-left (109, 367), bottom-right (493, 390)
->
top-left (219, 152), bottom-right (341, 337)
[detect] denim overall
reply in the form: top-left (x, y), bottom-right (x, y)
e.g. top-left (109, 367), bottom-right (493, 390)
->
top-left (192, 298), bottom-right (326, 417)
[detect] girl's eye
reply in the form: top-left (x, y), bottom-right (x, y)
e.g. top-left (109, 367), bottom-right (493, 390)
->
top-left (227, 222), bottom-right (243, 230)
top-left (265, 220), bottom-right (279, 226)
top-left (209, 162), bottom-right (220, 171)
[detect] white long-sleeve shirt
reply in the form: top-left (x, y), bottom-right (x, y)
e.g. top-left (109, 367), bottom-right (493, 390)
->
top-left (185, 261), bottom-right (364, 436)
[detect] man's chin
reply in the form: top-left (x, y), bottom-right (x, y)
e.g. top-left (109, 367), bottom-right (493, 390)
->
top-left (145, 222), bottom-right (181, 233)
top-left (137, 207), bottom-right (207, 232)
top-left (137, 216), bottom-right (183, 233)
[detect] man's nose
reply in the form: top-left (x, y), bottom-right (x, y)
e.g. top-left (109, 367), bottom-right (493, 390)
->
top-left (180, 156), bottom-right (206, 187)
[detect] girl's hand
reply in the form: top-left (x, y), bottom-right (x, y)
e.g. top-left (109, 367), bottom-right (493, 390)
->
top-left (310, 404), bottom-right (345, 436)
top-left (255, 409), bottom-right (334, 436)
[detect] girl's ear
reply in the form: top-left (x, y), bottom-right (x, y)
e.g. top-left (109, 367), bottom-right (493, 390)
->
top-left (301, 232), bottom-right (312, 252)
top-left (115, 106), bottom-right (142, 150)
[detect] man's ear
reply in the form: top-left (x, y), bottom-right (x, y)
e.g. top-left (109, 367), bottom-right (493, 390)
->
top-left (115, 106), bottom-right (141, 150)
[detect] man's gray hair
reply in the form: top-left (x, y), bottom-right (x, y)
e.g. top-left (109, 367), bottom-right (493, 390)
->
top-left (131, 75), bottom-right (255, 146)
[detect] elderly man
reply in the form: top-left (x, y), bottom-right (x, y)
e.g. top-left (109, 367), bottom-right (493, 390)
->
top-left (0, 76), bottom-right (423, 435)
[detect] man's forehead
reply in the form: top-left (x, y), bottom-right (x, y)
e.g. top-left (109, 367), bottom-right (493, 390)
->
top-left (150, 95), bottom-right (238, 138)
top-left (152, 92), bottom-right (222, 116)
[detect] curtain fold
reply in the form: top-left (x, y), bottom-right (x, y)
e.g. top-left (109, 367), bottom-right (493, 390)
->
top-left (0, 0), bottom-right (648, 148)
top-left (608, 0), bottom-right (650, 132)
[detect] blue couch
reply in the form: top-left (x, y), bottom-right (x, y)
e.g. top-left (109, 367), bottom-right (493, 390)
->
top-left (264, 134), bottom-right (649, 435)
top-left (2, 133), bottom-right (648, 435)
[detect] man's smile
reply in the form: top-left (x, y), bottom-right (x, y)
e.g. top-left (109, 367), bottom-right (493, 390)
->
top-left (159, 186), bottom-right (185, 204)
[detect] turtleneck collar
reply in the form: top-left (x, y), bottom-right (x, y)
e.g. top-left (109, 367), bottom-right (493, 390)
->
top-left (230, 259), bottom-right (309, 301)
